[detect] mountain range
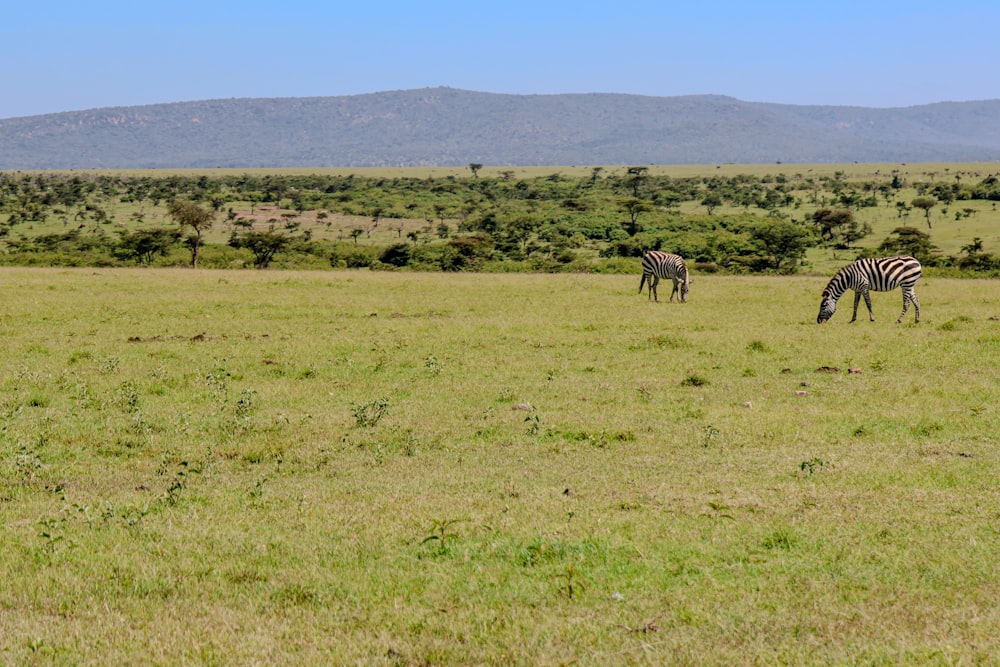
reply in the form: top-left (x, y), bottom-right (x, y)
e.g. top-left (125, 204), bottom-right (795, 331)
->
top-left (2, 87), bottom-right (999, 169)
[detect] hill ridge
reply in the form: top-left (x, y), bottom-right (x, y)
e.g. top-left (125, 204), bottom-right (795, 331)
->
top-left (2, 87), bottom-right (999, 169)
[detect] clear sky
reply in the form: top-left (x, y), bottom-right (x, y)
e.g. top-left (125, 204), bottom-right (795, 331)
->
top-left (3, 0), bottom-right (998, 119)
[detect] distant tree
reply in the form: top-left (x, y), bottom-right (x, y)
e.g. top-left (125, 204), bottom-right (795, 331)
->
top-left (877, 226), bottom-right (939, 262)
top-left (747, 220), bottom-right (813, 272)
top-left (90, 207), bottom-right (110, 225)
top-left (960, 237), bottom-right (984, 256)
top-left (441, 233), bottom-right (495, 271)
top-left (502, 216), bottom-right (541, 255)
top-left (228, 230), bottom-right (290, 269)
top-left (468, 163), bottom-right (483, 178)
top-left (910, 196), bottom-right (937, 229)
top-left (839, 217), bottom-right (873, 248)
top-left (957, 237), bottom-right (1000, 271)
top-left (701, 192), bottom-right (723, 215)
top-left (116, 228), bottom-right (182, 264)
top-left (379, 243), bottom-right (412, 267)
top-left (167, 199), bottom-right (214, 268)
top-left (810, 208), bottom-right (869, 247)
top-left (618, 198), bottom-right (653, 236)
top-left (349, 228), bottom-right (364, 244)
top-left (626, 166), bottom-right (649, 197)
top-left (811, 208), bottom-right (850, 242)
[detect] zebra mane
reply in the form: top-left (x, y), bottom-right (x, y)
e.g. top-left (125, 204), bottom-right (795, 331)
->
top-left (821, 272), bottom-right (844, 300)
top-left (821, 261), bottom-right (862, 302)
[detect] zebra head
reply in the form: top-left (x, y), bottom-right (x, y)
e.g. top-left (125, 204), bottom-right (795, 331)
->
top-left (817, 293), bottom-right (837, 323)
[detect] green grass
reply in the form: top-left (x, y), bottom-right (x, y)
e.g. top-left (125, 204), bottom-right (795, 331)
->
top-left (2, 267), bottom-right (999, 664)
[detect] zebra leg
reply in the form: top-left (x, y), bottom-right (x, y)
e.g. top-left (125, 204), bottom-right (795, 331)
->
top-left (669, 278), bottom-right (679, 302)
top-left (850, 290), bottom-right (862, 322)
top-left (650, 275), bottom-right (660, 302)
top-left (898, 289), bottom-right (920, 323)
top-left (862, 289), bottom-right (875, 321)
top-left (897, 296), bottom-right (909, 323)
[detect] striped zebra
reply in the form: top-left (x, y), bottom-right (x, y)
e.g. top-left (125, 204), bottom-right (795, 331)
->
top-left (639, 251), bottom-right (690, 303)
top-left (817, 256), bottom-right (922, 324)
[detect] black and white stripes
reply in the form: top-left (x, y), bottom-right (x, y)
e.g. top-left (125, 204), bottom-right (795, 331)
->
top-left (639, 251), bottom-right (690, 303)
top-left (817, 256), bottom-right (922, 324)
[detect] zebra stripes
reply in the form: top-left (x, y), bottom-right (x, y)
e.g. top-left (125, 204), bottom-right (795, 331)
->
top-left (639, 251), bottom-right (690, 303)
top-left (817, 256), bottom-right (922, 324)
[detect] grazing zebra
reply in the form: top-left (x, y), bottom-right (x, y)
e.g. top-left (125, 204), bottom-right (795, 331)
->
top-left (817, 256), bottom-right (922, 324)
top-left (639, 251), bottom-right (690, 303)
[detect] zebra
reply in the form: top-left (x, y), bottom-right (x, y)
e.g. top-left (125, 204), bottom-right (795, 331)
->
top-left (639, 251), bottom-right (690, 303)
top-left (817, 256), bottom-right (922, 324)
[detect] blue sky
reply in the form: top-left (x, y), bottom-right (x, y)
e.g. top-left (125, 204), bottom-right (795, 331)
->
top-left (3, 0), bottom-right (997, 119)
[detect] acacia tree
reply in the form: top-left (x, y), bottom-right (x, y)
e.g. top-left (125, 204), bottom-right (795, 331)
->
top-left (626, 166), bottom-right (649, 197)
top-left (701, 192), bottom-right (723, 215)
top-left (167, 199), bottom-right (214, 268)
top-left (910, 196), bottom-right (937, 229)
top-left (747, 220), bottom-right (814, 273)
top-left (810, 208), bottom-right (870, 248)
top-left (618, 198), bottom-right (653, 236)
top-left (878, 226), bottom-right (939, 262)
top-left (116, 228), bottom-right (182, 264)
top-left (228, 229), bottom-right (291, 269)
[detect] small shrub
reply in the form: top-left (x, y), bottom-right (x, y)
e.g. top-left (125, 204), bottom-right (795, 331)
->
top-left (762, 528), bottom-right (796, 551)
top-left (352, 397), bottom-right (389, 428)
top-left (26, 392), bottom-right (50, 408)
top-left (800, 457), bottom-right (826, 475)
top-left (681, 374), bottom-right (708, 387)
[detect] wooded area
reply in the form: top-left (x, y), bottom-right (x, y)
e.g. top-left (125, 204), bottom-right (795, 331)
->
top-left (3, 165), bottom-right (999, 274)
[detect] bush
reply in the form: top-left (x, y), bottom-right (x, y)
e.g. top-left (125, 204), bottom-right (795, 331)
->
top-left (379, 243), bottom-right (412, 267)
top-left (330, 243), bottom-right (379, 269)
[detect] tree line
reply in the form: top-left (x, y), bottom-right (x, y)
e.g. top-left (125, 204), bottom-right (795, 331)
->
top-left (2, 168), bottom-right (1000, 274)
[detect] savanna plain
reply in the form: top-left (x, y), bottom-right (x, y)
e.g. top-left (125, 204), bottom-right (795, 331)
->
top-left (2, 267), bottom-right (999, 665)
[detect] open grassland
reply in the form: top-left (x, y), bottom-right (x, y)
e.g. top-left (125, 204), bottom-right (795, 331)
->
top-left (2, 267), bottom-right (999, 665)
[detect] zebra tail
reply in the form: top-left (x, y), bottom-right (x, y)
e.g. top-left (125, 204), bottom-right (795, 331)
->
top-left (638, 273), bottom-right (647, 294)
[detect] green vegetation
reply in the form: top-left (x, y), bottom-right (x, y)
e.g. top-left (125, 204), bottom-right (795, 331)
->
top-left (3, 162), bottom-right (1000, 276)
top-left (1, 268), bottom-right (999, 664)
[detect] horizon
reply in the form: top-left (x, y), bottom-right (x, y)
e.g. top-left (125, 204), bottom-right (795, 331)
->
top-left (6, 87), bottom-right (1000, 122)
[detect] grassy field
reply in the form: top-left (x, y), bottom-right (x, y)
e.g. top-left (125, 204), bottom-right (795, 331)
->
top-left (2, 267), bottom-right (999, 665)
